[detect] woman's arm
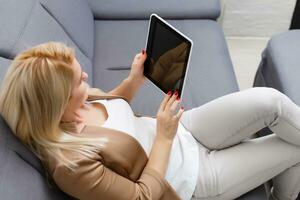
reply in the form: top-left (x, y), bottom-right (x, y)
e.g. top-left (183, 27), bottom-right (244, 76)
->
top-left (108, 50), bottom-right (147, 102)
top-left (147, 92), bottom-right (184, 176)
top-left (108, 76), bottom-right (143, 103)
top-left (53, 156), bottom-right (171, 200)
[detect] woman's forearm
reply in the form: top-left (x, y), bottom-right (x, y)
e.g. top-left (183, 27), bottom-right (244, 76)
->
top-left (108, 77), bottom-right (143, 102)
top-left (146, 134), bottom-right (173, 177)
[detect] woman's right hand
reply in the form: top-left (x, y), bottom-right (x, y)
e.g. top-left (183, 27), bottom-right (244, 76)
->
top-left (156, 91), bottom-right (184, 141)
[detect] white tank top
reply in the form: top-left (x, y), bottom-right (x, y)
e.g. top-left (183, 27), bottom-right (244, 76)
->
top-left (89, 98), bottom-right (199, 200)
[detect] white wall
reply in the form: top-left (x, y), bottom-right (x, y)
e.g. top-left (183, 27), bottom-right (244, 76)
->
top-left (219, 0), bottom-right (296, 38)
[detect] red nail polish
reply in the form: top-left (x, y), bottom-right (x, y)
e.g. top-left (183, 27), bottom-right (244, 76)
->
top-left (181, 106), bottom-right (184, 110)
top-left (142, 49), bottom-right (145, 54)
top-left (176, 96), bottom-right (180, 100)
top-left (167, 91), bottom-right (172, 95)
top-left (174, 91), bottom-right (178, 96)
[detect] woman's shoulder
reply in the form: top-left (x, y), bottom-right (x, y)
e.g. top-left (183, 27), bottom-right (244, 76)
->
top-left (48, 148), bottom-right (101, 174)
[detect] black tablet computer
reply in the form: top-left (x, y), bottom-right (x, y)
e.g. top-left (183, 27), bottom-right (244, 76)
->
top-left (144, 14), bottom-right (193, 98)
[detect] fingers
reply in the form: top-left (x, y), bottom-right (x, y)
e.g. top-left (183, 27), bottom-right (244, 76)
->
top-left (165, 90), bottom-right (179, 110)
top-left (159, 90), bottom-right (182, 115)
top-left (132, 51), bottom-right (147, 71)
top-left (141, 49), bottom-right (147, 58)
top-left (169, 97), bottom-right (180, 113)
top-left (175, 107), bottom-right (184, 119)
top-left (159, 91), bottom-right (172, 111)
top-left (134, 49), bottom-right (147, 61)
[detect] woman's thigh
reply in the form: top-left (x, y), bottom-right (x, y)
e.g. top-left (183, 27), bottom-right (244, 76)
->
top-left (192, 134), bottom-right (300, 200)
top-left (180, 87), bottom-right (293, 150)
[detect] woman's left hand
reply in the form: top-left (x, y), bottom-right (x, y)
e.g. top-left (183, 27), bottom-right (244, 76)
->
top-left (128, 49), bottom-right (147, 85)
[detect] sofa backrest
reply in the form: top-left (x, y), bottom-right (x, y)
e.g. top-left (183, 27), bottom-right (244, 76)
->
top-left (0, 0), bottom-right (94, 199)
top-left (0, 57), bottom-right (11, 87)
top-left (87, 0), bottom-right (221, 20)
top-left (0, 0), bottom-right (94, 85)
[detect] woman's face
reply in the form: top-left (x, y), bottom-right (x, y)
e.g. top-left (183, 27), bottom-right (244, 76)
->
top-left (61, 58), bottom-right (89, 123)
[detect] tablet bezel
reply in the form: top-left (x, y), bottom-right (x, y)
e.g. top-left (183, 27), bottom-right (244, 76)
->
top-left (144, 13), bottom-right (193, 98)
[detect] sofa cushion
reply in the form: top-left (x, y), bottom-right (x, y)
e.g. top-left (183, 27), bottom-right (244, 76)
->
top-left (253, 30), bottom-right (300, 105)
top-left (0, 57), bottom-right (11, 87)
top-left (0, 0), bottom-right (94, 85)
top-left (0, 116), bottom-right (72, 200)
top-left (93, 19), bottom-right (239, 116)
top-left (87, 0), bottom-right (221, 20)
top-left (39, 0), bottom-right (94, 60)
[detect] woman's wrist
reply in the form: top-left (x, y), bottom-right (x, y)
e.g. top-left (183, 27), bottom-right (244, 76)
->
top-left (155, 133), bottom-right (174, 145)
top-left (147, 134), bottom-right (174, 177)
top-left (126, 75), bottom-right (144, 87)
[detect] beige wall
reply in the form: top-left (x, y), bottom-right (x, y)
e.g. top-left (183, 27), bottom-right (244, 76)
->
top-left (219, 0), bottom-right (296, 38)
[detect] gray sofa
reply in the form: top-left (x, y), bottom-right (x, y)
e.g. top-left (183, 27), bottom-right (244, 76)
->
top-left (253, 30), bottom-right (300, 200)
top-left (0, 0), bottom-right (267, 199)
top-left (254, 30), bottom-right (300, 103)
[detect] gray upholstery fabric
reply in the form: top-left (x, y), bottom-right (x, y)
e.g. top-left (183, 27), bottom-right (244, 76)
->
top-left (254, 30), bottom-right (300, 105)
top-left (93, 19), bottom-right (239, 116)
top-left (253, 30), bottom-right (300, 200)
top-left (0, 57), bottom-right (11, 87)
top-left (87, 0), bottom-right (221, 20)
top-left (0, 116), bottom-right (72, 200)
top-left (237, 185), bottom-right (267, 200)
top-left (0, 0), bottom-right (94, 85)
top-left (39, 0), bottom-right (95, 60)
top-left (0, 0), bottom-right (35, 59)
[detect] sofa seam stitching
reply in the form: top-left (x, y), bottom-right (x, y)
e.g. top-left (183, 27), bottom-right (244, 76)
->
top-left (9, 0), bottom-right (38, 55)
top-left (39, 2), bottom-right (90, 59)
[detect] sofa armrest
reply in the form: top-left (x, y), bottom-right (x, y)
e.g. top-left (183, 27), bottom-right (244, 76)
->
top-left (87, 0), bottom-right (221, 20)
top-left (253, 30), bottom-right (300, 105)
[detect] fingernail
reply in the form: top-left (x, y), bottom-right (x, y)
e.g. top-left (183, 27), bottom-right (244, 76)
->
top-left (174, 91), bottom-right (178, 96)
top-left (167, 91), bottom-right (172, 95)
top-left (176, 96), bottom-right (180, 101)
top-left (142, 49), bottom-right (145, 54)
top-left (181, 106), bottom-right (184, 110)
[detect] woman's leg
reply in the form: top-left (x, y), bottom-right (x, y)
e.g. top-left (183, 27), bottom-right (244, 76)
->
top-left (180, 87), bottom-right (300, 149)
top-left (192, 134), bottom-right (300, 200)
top-left (271, 161), bottom-right (300, 200)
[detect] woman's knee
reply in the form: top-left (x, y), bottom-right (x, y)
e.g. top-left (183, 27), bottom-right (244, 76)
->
top-left (248, 87), bottom-right (285, 113)
top-left (250, 87), bottom-right (284, 100)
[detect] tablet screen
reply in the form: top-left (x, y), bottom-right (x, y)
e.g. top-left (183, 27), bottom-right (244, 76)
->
top-left (144, 14), bottom-right (192, 97)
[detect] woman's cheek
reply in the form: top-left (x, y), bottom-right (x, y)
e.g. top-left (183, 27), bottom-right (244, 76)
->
top-left (72, 92), bottom-right (86, 109)
top-left (79, 85), bottom-right (88, 104)
top-left (83, 83), bottom-right (89, 98)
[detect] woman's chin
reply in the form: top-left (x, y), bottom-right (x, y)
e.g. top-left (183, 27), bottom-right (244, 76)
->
top-left (83, 92), bottom-right (88, 101)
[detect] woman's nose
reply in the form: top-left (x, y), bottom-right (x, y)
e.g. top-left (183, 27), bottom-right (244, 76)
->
top-left (83, 72), bottom-right (88, 81)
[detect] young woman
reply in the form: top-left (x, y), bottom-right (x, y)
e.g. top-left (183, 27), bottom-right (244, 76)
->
top-left (1, 42), bottom-right (300, 200)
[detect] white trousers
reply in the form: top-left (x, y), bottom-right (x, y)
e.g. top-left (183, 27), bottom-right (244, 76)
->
top-left (180, 87), bottom-right (300, 200)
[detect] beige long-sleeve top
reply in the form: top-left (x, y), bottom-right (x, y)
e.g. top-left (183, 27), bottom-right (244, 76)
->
top-left (48, 90), bottom-right (181, 200)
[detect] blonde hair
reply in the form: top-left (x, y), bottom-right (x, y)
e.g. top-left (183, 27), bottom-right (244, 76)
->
top-left (0, 42), bottom-right (106, 170)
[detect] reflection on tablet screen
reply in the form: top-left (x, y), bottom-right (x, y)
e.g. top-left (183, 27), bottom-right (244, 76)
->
top-left (145, 15), bottom-right (191, 97)
top-left (147, 42), bottom-right (188, 92)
